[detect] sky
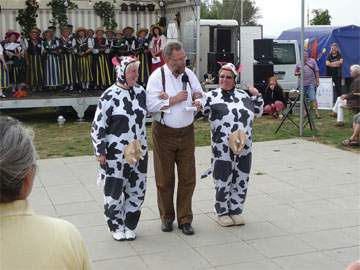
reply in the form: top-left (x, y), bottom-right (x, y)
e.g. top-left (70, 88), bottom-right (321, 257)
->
top-left (255, 0), bottom-right (360, 38)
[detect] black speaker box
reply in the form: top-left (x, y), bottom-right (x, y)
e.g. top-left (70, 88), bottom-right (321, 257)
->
top-left (207, 52), bottom-right (234, 75)
top-left (253, 63), bottom-right (274, 86)
top-left (254, 39), bottom-right (273, 62)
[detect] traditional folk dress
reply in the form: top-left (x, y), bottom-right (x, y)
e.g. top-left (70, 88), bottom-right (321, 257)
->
top-left (0, 44), bottom-right (9, 95)
top-left (25, 39), bottom-right (43, 90)
top-left (3, 42), bottom-right (24, 92)
top-left (92, 37), bottom-right (112, 88)
top-left (75, 37), bottom-right (93, 89)
top-left (42, 39), bottom-right (62, 87)
top-left (149, 35), bottom-right (166, 73)
top-left (59, 36), bottom-right (78, 89)
top-left (135, 37), bottom-right (150, 87)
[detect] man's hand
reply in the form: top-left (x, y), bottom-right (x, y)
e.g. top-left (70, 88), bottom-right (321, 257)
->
top-left (192, 92), bottom-right (203, 100)
top-left (175, 90), bottom-right (188, 103)
top-left (96, 155), bottom-right (106, 165)
top-left (192, 100), bottom-right (202, 112)
top-left (159, 91), bottom-right (169, 100)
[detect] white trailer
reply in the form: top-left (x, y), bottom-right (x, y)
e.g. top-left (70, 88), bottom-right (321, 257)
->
top-left (199, 19), bottom-right (262, 85)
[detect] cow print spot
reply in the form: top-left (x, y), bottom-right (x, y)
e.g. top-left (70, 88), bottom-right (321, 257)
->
top-left (106, 142), bottom-right (122, 160)
top-left (123, 97), bottom-right (134, 115)
top-left (238, 109), bottom-right (250, 127)
top-left (125, 211), bottom-right (141, 230)
top-left (104, 177), bottom-right (124, 200)
top-left (237, 152), bottom-right (252, 174)
top-left (210, 103), bottom-right (229, 121)
top-left (212, 126), bottom-right (226, 143)
top-left (107, 115), bottom-right (130, 136)
top-left (213, 159), bottom-right (232, 182)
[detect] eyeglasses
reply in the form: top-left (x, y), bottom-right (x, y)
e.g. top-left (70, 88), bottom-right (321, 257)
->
top-left (219, 75), bottom-right (233, 79)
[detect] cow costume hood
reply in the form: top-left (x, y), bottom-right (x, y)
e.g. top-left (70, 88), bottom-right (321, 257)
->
top-left (112, 56), bottom-right (139, 86)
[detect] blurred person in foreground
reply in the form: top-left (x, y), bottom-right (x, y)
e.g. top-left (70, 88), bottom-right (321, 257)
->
top-left (0, 116), bottom-right (92, 270)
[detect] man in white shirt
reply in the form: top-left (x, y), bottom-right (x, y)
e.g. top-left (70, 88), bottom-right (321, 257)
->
top-left (146, 41), bottom-right (203, 235)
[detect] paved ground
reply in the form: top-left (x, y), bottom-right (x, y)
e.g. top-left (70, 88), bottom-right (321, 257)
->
top-left (29, 139), bottom-right (359, 270)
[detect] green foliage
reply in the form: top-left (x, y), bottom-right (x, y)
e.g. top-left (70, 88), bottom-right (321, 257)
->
top-left (47, 0), bottom-right (78, 28)
top-left (93, 1), bottom-right (118, 30)
top-left (310, 9), bottom-right (332, 25)
top-left (3, 107), bottom-right (358, 159)
top-left (16, 0), bottom-right (39, 38)
top-left (201, 0), bottom-right (261, 25)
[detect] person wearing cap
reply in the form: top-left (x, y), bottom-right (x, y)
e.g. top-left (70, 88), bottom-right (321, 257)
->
top-left (92, 28), bottom-right (112, 89)
top-left (119, 26), bottom-right (137, 56)
top-left (135, 28), bottom-right (150, 87)
top-left (149, 24), bottom-right (167, 73)
top-left (146, 41), bottom-right (204, 235)
top-left (3, 31), bottom-right (23, 95)
top-left (91, 56), bottom-right (148, 241)
top-left (0, 43), bottom-right (9, 97)
top-left (42, 29), bottom-right (62, 90)
top-left (24, 28), bottom-right (43, 91)
top-left (201, 63), bottom-right (263, 227)
top-left (59, 26), bottom-right (77, 91)
top-left (0, 116), bottom-right (92, 269)
top-left (74, 27), bottom-right (93, 91)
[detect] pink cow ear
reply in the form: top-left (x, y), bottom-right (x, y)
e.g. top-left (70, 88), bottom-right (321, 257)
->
top-left (112, 56), bottom-right (121, 66)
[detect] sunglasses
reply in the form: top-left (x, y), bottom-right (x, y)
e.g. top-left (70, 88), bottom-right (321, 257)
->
top-left (219, 75), bottom-right (234, 79)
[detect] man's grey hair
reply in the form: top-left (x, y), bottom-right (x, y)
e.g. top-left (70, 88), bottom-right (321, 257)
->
top-left (163, 41), bottom-right (183, 58)
top-left (350, 64), bottom-right (360, 76)
top-left (0, 116), bottom-right (37, 202)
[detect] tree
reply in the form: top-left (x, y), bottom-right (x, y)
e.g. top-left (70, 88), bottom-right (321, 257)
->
top-left (47, 0), bottom-right (78, 28)
top-left (16, 0), bottom-right (39, 38)
top-left (93, 1), bottom-right (118, 30)
top-left (310, 9), bottom-right (331, 25)
top-left (201, 0), bottom-right (261, 25)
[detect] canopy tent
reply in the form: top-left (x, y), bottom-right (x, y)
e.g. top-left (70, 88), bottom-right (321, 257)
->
top-left (278, 25), bottom-right (360, 78)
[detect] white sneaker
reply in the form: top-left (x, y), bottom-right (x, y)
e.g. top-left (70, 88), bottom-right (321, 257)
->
top-left (112, 230), bottom-right (126, 241)
top-left (230, 214), bottom-right (245, 225)
top-left (0, 93), bottom-right (6, 98)
top-left (125, 229), bottom-right (136, 241)
top-left (217, 215), bottom-right (235, 227)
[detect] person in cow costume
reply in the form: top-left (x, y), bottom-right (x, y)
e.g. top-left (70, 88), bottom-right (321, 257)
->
top-left (201, 63), bottom-right (264, 227)
top-left (91, 56), bottom-right (148, 241)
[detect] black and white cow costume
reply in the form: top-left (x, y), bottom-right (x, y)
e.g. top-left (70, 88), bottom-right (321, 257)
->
top-left (201, 63), bottom-right (264, 221)
top-left (91, 56), bottom-right (147, 241)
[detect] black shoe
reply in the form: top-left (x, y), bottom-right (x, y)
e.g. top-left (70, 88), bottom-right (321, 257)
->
top-left (161, 221), bottom-right (173, 232)
top-left (178, 223), bottom-right (194, 235)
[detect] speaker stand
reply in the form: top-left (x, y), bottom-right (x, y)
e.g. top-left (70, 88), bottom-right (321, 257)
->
top-left (275, 94), bottom-right (316, 134)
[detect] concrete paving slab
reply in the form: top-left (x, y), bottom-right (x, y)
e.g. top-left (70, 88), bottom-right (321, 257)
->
top-left (30, 139), bottom-right (359, 269)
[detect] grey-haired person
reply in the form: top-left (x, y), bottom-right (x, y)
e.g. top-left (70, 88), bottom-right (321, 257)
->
top-left (0, 116), bottom-right (92, 269)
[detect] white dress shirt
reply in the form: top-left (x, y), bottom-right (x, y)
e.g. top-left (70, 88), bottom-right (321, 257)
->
top-left (146, 64), bottom-right (203, 128)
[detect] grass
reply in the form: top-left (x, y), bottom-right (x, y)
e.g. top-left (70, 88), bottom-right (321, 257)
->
top-left (2, 107), bottom-right (358, 159)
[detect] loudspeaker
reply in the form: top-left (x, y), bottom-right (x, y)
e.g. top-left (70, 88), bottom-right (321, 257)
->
top-left (207, 52), bottom-right (234, 75)
top-left (254, 39), bottom-right (273, 62)
top-left (216, 28), bottom-right (232, 53)
top-left (253, 63), bottom-right (274, 91)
